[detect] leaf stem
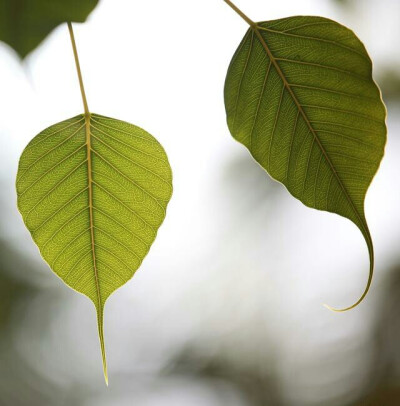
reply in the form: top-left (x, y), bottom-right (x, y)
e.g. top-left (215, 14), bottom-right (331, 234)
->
top-left (67, 22), bottom-right (90, 116)
top-left (68, 22), bottom-right (108, 383)
top-left (223, 0), bottom-right (256, 27)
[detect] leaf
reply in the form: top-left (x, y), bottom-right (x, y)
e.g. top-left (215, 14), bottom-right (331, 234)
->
top-left (0, 0), bottom-right (98, 58)
top-left (224, 15), bottom-right (386, 310)
top-left (16, 113), bottom-right (173, 383)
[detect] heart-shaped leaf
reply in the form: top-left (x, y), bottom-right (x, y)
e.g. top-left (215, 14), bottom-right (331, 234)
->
top-left (16, 113), bottom-right (173, 382)
top-left (224, 12), bottom-right (386, 310)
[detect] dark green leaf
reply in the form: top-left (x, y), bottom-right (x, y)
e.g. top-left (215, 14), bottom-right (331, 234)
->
top-left (0, 0), bottom-right (98, 58)
top-left (224, 16), bottom-right (386, 310)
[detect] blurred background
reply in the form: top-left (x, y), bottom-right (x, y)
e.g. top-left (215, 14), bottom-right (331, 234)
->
top-left (0, 0), bottom-right (399, 404)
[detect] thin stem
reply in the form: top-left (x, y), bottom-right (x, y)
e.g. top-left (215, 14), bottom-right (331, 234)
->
top-left (67, 22), bottom-right (90, 116)
top-left (223, 0), bottom-right (256, 27)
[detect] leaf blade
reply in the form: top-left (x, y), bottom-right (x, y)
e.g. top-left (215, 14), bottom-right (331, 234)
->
top-left (224, 16), bottom-right (386, 310)
top-left (16, 113), bottom-right (173, 380)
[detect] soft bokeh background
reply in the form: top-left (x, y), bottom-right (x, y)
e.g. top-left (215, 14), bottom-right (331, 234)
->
top-left (0, 0), bottom-right (399, 404)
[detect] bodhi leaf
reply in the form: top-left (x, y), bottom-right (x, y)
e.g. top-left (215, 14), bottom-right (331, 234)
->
top-left (16, 113), bottom-right (173, 383)
top-left (0, 0), bottom-right (98, 58)
top-left (224, 12), bottom-right (386, 310)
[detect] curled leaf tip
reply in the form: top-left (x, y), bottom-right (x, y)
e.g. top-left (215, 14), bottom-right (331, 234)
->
top-left (323, 269), bottom-right (373, 312)
top-left (323, 302), bottom-right (358, 312)
top-left (323, 303), bottom-right (350, 312)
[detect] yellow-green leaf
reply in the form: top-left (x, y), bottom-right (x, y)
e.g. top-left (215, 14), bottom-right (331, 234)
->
top-left (224, 15), bottom-right (387, 310)
top-left (16, 113), bottom-right (173, 383)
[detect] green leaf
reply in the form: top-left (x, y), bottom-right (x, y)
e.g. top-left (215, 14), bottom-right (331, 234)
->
top-left (16, 113), bottom-right (173, 383)
top-left (224, 15), bottom-right (386, 310)
top-left (0, 0), bottom-right (98, 58)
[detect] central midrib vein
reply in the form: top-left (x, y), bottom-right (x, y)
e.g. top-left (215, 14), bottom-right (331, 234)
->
top-left (224, 0), bottom-right (368, 236)
top-left (68, 20), bottom-right (108, 382)
top-left (68, 22), bottom-right (102, 307)
top-left (85, 114), bottom-right (102, 309)
top-left (251, 25), bottom-right (369, 238)
top-left (249, 22), bottom-right (374, 311)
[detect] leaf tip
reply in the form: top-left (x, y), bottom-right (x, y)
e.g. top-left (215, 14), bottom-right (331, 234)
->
top-left (323, 243), bottom-right (373, 312)
top-left (323, 302), bottom-right (362, 312)
top-left (323, 303), bottom-right (348, 312)
top-left (322, 281), bottom-right (372, 312)
top-left (97, 306), bottom-right (109, 386)
top-left (100, 333), bottom-right (109, 386)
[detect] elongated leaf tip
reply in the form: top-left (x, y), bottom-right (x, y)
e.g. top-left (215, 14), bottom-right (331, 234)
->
top-left (323, 303), bottom-right (359, 312)
top-left (97, 308), bottom-right (108, 385)
top-left (323, 297), bottom-right (364, 312)
top-left (323, 288), bottom-right (371, 312)
top-left (323, 280), bottom-right (372, 312)
top-left (104, 366), bottom-right (109, 386)
top-left (101, 342), bottom-right (108, 386)
top-left (323, 303), bottom-right (348, 312)
top-left (323, 243), bottom-right (373, 312)
top-left (323, 287), bottom-right (370, 312)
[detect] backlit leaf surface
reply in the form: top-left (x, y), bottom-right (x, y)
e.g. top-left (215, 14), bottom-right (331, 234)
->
top-left (16, 113), bottom-right (173, 381)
